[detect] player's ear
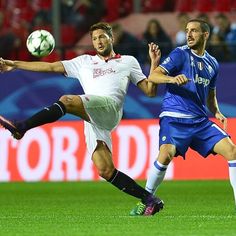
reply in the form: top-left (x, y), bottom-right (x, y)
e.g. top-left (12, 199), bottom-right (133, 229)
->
top-left (111, 36), bottom-right (114, 43)
top-left (204, 31), bottom-right (210, 40)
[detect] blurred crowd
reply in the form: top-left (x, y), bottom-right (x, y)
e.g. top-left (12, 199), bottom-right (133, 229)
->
top-left (0, 0), bottom-right (236, 63)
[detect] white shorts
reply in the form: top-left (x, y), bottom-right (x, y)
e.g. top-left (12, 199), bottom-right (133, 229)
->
top-left (80, 95), bottom-right (122, 155)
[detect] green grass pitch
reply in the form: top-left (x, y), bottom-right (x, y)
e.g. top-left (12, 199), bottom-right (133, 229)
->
top-left (0, 180), bottom-right (235, 236)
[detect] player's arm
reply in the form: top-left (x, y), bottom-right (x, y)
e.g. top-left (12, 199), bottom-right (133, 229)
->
top-left (148, 66), bottom-right (189, 85)
top-left (137, 43), bottom-right (160, 97)
top-left (0, 58), bottom-right (65, 74)
top-left (207, 88), bottom-right (227, 130)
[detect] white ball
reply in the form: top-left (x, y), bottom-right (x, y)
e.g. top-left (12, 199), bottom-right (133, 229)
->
top-left (26, 30), bottom-right (55, 57)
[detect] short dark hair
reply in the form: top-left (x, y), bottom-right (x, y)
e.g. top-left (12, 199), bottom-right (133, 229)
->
top-left (188, 19), bottom-right (210, 33)
top-left (89, 22), bottom-right (113, 38)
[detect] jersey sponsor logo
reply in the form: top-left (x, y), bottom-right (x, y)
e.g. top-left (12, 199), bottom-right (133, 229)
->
top-left (193, 74), bottom-right (210, 87)
top-left (93, 68), bottom-right (115, 78)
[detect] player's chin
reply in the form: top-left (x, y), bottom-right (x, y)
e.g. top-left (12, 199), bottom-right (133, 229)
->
top-left (98, 49), bottom-right (110, 57)
top-left (187, 42), bottom-right (195, 49)
top-left (96, 48), bottom-right (105, 55)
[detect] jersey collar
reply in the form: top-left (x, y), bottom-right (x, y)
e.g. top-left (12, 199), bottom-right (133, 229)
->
top-left (96, 54), bottom-right (121, 62)
top-left (191, 49), bottom-right (206, 58)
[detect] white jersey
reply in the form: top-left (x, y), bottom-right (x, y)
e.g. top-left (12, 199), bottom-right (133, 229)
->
top-left (61, 54), bottom-right (146, 108)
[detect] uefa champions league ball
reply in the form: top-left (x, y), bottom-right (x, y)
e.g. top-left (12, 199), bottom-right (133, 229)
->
top-left (26, 30), bottom-right (55, 57)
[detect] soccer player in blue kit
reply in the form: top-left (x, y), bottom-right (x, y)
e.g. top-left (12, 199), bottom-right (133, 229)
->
top-left (130, 19), bottom-right (236, 216)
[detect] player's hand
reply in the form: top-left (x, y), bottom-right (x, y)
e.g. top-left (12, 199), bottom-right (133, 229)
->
top-left (172, 74), bottom-right (189, 86)
top-left (0, 58), bottom-right (16, 72)
top-left (148, 43), bottom-right (161, 66)
top-left (215, 112), bottom-right (227, 131)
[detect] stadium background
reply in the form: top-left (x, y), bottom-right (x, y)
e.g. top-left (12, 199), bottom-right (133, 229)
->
top-left (0, 0), bottom-right (236, 182)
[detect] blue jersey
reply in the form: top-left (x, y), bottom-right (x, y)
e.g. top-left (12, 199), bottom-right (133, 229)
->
top-left (160, 45), bottom-right (219, 117)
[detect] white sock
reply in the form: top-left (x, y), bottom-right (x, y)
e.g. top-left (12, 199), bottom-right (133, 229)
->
top-left (145, 160), bottom-right (168, 194)
top-left (228, 160), bottom-right (236, 205)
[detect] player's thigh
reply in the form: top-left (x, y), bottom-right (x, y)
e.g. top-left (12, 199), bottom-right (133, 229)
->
top-left (59, 95), bottom-right (89, 121)
top-left (213, 137), bottom-right (236, 161)
top-left (158, 144), bottom-right (176, 165)
top-left (159, 116), bottom-right (190, 158)
top-left (80, 95), bottom-right (122, 131)
top-left (190, 119), bottom-right (229, 157)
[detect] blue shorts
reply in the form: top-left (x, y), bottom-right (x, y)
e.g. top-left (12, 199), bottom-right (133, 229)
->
top-left (159, 116), bottom-right (229, 158)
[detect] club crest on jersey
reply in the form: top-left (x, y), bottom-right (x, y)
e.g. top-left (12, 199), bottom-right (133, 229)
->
top-left (197, 62), bottom-right (204, 70)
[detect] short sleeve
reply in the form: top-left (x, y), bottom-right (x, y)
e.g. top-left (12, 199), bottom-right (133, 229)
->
top-left (160, 48), bottom-right (185, 75)
top-left (129, 56), bottom-right (146, 85)
top-left (61, 56), bottom-right (84, 78)
top-left (209, 61), bottom-right (219, 89)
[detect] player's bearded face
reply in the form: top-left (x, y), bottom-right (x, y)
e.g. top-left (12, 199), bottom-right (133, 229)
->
top-left (187, 33), bottom-right (205, 50)
top-left (96, 43), bottom-right (113, 57)
top-left (92, 30), bottom-right (113, 57)
top-left (186, 22), bottom-right (205, 50)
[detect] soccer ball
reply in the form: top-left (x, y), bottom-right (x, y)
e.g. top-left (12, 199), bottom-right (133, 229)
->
top-left (26, 30), bottom-right (55, 57)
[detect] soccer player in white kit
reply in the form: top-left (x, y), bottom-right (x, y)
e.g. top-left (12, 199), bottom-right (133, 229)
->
top-left (0, 22), bottom-right (164, 216)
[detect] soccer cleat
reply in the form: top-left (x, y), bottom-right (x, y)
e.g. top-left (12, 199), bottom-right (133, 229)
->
top-left (0, 116), bottom-right (25, 140)
top-left (129, 202), bottom-right (146, 216)
top-left (144, 196), bottom-right (164, 216)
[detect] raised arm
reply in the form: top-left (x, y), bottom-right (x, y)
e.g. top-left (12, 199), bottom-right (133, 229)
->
top-left (137, 43), bottom-right (160, 97)
top-left (0, 58), bottom-right (65, 74)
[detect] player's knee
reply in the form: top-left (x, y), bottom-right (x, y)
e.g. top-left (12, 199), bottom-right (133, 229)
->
top-left (158, 151), bottom-right (174, 164)
top-left (225, 145), bottom-right (236, 161)
top-left (230, 146), bottom-right (236, 160)
top-left (59, 95), bottom-right (75, 110)
top-left (159, 145), bottom-right (176, 163)
top-left (59, 95), bottom-right (70, 105)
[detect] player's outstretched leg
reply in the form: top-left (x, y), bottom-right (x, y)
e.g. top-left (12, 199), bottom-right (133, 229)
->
top-left (0, 101), bottom-right (66, 140)
top-left (0, 116), bottom-right (25, 139)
